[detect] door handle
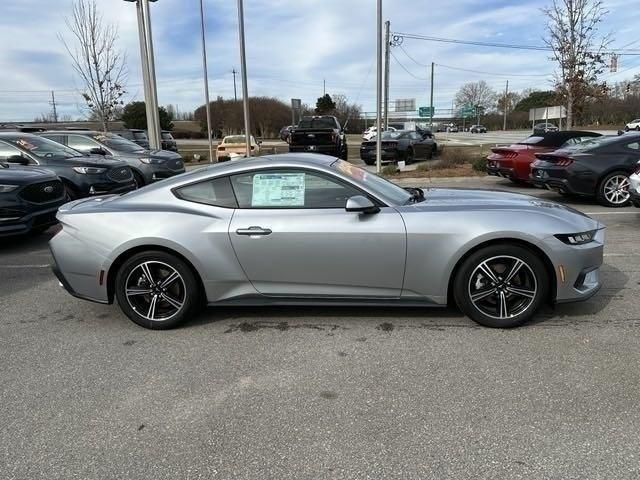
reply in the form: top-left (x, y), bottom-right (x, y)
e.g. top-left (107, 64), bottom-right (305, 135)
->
top-left (236, 226), bottom-right (272, 236)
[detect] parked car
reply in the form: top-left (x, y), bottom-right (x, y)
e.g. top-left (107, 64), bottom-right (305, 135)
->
top-left (360, 130), bottom-right (437, 165)
top-left (487, 131), bottom-right (602, 183)
top-left (533, 123), bottom-right (559, 135)
top-left (38, 131), bottom-right (185, 187)
top-left (114, 129), bottom-right (150, 149)
top-left (624, 119), bottom-right (640, 132)
top-left (289, 116), bottom-right (348, 159)
top-left (362, 126), bottom-right (397, 142)
top-left (50, 154), bottom-right (604, 330)
top-left (628, 162), bottom-right (640, 207)
top-left (279, 125), bottom-right (293, 143)
top-left (530, 134), bottom-right (640, 207)
top-left (446, 124), bottom-right (459, 133)
top-left (470, 125), bottom-right (487, 133)
top-left (0, 132), bottom-right (136, 200)
top-left (161, 131), bottom-right (178, 152)
top-left (0, 161), bottom-right (67, 236)
top-left (216, 135), bottom-right (261, 162)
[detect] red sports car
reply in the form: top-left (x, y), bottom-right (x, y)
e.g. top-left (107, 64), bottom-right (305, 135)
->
top-left (486, 131), bottom-right (601, 183)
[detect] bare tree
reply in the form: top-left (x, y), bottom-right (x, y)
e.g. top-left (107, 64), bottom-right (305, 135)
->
top-left (60, 0), bottom-right (127, 130)
top-left (455, 81), bottom-right (498, 111)
top-left (543, 0), bottom-right (611, 128)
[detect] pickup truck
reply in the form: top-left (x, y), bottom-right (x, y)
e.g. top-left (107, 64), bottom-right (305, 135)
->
top-left (288, 116), bottom-right (348, 159)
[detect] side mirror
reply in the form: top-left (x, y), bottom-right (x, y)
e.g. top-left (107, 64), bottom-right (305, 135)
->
top-left (345, 195), bottom-right (379, 214)
top-left (89, 147), bottom-right (107, 155)
top-left (6, 155), bottom-right (28, 165)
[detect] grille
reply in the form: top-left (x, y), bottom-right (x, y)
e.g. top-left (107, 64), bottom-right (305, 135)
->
top-left (168, 159), bottom-right (184, 171)
top-left (19, 180), bottom-right (65, 204)
top-left (107, 167), bottom-right (133, 182)
top-left (291, 132), bottom-right (333, 146)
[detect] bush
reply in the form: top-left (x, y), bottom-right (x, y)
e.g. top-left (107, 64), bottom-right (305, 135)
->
top-left (472, 156), bottom-right (487, 172)
top-left (381, 164), bottom-right (399, 176)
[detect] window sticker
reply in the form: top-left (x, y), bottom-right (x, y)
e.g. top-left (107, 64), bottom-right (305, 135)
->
top-left (251, 172), bottom-right (305, 207)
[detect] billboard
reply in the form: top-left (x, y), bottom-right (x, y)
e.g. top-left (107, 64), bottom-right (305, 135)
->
top-left (529, 106), bottom-right (567, 121)
top-left (395, 98), bottom-right (416, 112)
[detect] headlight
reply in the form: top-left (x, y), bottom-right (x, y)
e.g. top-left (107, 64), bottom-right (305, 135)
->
top-left (72, 166), bottom-right (107, 174)
top-left (139, 157), bottom-right (162, 164)
top-left (0, 184), bottom-right (18, 193)
top-left (555, 230), bottom-right (597, 245)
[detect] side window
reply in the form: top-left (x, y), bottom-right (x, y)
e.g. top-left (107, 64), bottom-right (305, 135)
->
top-left (67, 135), bottom-right (100, 152)
top-left (0, 141), bottom-right (29, 162)
top-left (626, 142), bottom-right (640, 150)
top-left (409, 132), bottom-right (422, 140)
top-left (230, 170), bottom-right (362, 209)
top-left (174, 176), bottom-right (237, 208)
top-left (43, 134), bottom-right (65, 144)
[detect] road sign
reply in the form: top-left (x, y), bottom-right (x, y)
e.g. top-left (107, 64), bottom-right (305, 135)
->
top-left (458, 104), bottom-right (475, 118)
top-left (418, 106), bottom-right (434, 118)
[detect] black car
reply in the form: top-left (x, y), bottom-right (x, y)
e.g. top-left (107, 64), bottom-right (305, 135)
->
top-left (38, 131), bottom-right (185, 187)
top-left (530, 133), bottom-right (640, 207)
top-left (114, 129), bottom-right (150, 149)
top-left (470, 125), bottom-right (487, 133)
top-left (279, 125), bottom-right (293, 143)
top-left (0, 162), bottom-right (67, 236)
top-left (161, 131), bottom-right (178, 152)
top-left (533, 123), bottom-right (559, 135)
top-left (0, 132), bottom-right (136, 200)
top-left (360, 130), bottom-right (438, 165)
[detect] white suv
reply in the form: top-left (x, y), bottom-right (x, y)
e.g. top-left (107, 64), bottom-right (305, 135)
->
top-left (362, 126), bottom-right (396, 141)
top-left (625, 119), bottom-right (640, 132)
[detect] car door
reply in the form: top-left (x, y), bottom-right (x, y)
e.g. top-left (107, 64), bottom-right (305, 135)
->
top-left (409, 131), bottom-right (427, 158)
top-left (228, 168), bottom-right (407, 298)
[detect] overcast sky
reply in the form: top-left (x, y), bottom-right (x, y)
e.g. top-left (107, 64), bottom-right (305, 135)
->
top-left (0, 0), bottom-right (637, 122)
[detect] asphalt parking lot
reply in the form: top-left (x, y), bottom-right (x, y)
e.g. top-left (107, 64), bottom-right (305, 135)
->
top-left (2, 176), bottom-right (640, 479)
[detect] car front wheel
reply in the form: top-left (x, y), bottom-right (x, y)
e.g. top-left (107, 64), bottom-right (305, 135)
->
top-left (453, 244), bottom-right (548, 328)
top-left (115, 251), bottom-right (200, 329)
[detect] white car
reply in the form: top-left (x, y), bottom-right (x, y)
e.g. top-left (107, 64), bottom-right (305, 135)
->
top-left (628, 161), bottom-right (640, 207)
top-left (362, 126), bottom-right (396, 141)
top-left (625, 119), bottom-right (640, 132)
top-left (216, 135), bottom-right (260, 162)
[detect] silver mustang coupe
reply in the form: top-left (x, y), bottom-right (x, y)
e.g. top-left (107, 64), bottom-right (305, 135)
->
top-left (50, 154), bottom-right (604, 329)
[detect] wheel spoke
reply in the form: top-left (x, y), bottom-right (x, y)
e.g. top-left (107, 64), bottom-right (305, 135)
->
top-left (506, 286), bottom-right (536, 299)
top-left (140, 263), bottom-right (155, 284)
top-left (499, 291), bottom-right (509, 318)
top-left (471, 287), bottom-right (497, 302)
top-left (478, 262), bottom-right (499, 283)
top-left (504, 259), bottom-right (524, 284)
top-left (160, 271), bottom-right (180, 288)
top-left (147, 295), bottom-right (158, 319)
top-left (126, 287), bottom-right (152, 297)
top-left (160, 293), bottom-right (183, 310)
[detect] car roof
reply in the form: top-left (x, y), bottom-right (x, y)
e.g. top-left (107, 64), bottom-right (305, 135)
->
top-left (40, 130), bottom-right (103, 135)
top-left (522, 130), bottom-right (601, 147)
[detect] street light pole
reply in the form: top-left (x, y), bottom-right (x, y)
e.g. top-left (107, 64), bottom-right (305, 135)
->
top-left (383, 20), bottom-right (390, 132)
top-left (236, 0), bottom-right (252, 158)
top-left (138, 0), bottom-right (161, 150)
top-left (375, 0), bottom-right (382, 174)
top-left (198, 0), bottom-right (214, 163)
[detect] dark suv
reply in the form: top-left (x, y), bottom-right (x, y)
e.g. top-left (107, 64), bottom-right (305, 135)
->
top-left (0, 162), bottom-right (67, 236)
top-left (38, 131), bottom-right (185, 187)
top-left (0, 133), bottom-right (136, 199)
top-left (161, 131), bottom-right (178, 152)
top-left (114, 129), bottom-right (150, 149)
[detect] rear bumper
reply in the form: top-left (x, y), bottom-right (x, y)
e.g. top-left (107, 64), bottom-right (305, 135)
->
top-left (487, 165), bottom-right (517, 180)
top-left (289, 145), bottom-right (339, 155)
top-left (360, 149), bottom-right (398, 162)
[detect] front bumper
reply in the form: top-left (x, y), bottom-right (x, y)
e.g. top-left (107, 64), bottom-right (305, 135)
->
top-left (543, 228), bottom-right (605, 303)
top-left (0, 203), bottom-right (62, 237)
top-left (87, 181), bottom-right (136, 196)
top-left (141, 160), bottom-right (186, 182)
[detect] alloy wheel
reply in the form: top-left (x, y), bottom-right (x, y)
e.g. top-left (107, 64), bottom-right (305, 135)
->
top-left (467, 255), bottom-right (537, 320)
top-left (603, 175), bottom-right (630, 205)
top-left (125, 261), bottom-right (186, 321)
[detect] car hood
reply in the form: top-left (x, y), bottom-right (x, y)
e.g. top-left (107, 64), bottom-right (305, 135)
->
top-left (407, 187), bottom-right (602, 230)
top-left (0, 165), bottom-right (59, 185)
top-left (114, 149), bottom-right (182, 162)
top-left (48, 155), bottom-right (128, 168)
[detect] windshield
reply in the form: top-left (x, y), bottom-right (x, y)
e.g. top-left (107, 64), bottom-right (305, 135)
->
top-left (332, 159), bottom-right (411, 205)
top-left (559, 135), bottom-right (623, 152)
top-left (132, 131), bottom-right (148, 140)
top-left (380, 131), bottom-right (404, 140)
top-left (297, 118), bottom-right (337, 129)
top-left (161, 132), bottom-right (173, 140)
top-left (94, 134), bottom-right (145, 153)
top-left (6, 135), bottom-right (84, 159)
top-left (224, 135), bottom-right (255, 144)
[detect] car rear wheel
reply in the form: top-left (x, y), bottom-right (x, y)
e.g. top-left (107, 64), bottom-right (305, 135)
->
top-left (115, 251), bottom-right (200, 329)
top-left (597, 171), bottom-right (631, 207)
top-left (405, 148), bottom-right (415, 164)
top-left (453, 244), bottom-right (548, 328)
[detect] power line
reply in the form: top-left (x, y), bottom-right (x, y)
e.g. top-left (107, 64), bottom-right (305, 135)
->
top-left (389, 50), bottom-right (428, 81)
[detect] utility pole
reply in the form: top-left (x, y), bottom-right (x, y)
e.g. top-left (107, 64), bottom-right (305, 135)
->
top-left (429, 62), bottom-right (434, 129)
top-left (323, 78), bottom-right (326, 96)
top-left (375, 0), bottom-right (382, 174)
top-left (50, 91), bottom-right (58, 123)
top-left (383, 20), bottom-right (390, 131)
top-left (232, 69), bottom-right (238, 102)
top-left (236, 0), bottom-right (252, 157)
top-left (503, 80), bottom-right (509, 131)
top-left (198, 0), bottom-right (214, 163)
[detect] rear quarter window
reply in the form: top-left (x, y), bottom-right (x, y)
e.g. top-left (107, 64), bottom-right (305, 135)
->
top-left (174, 176), bottom-right (237, 208)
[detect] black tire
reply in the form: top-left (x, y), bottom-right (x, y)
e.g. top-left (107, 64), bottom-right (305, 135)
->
top-left (596, 171), bottom-right (631, 208)
top-left (133, 171), bottom-right (145, 188)
top-left (453, 244), bottom-right (548, 328)
top-left (636, 126), bottom-right (640, 132)
top-left (340, 144), bottom-right (348, 160)
top-left (115, 250), bottom-right (201, 329)
top-left (363, 158), bottom-right (375, 166)
top-left (405, 148), bottom-right (415, 164)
